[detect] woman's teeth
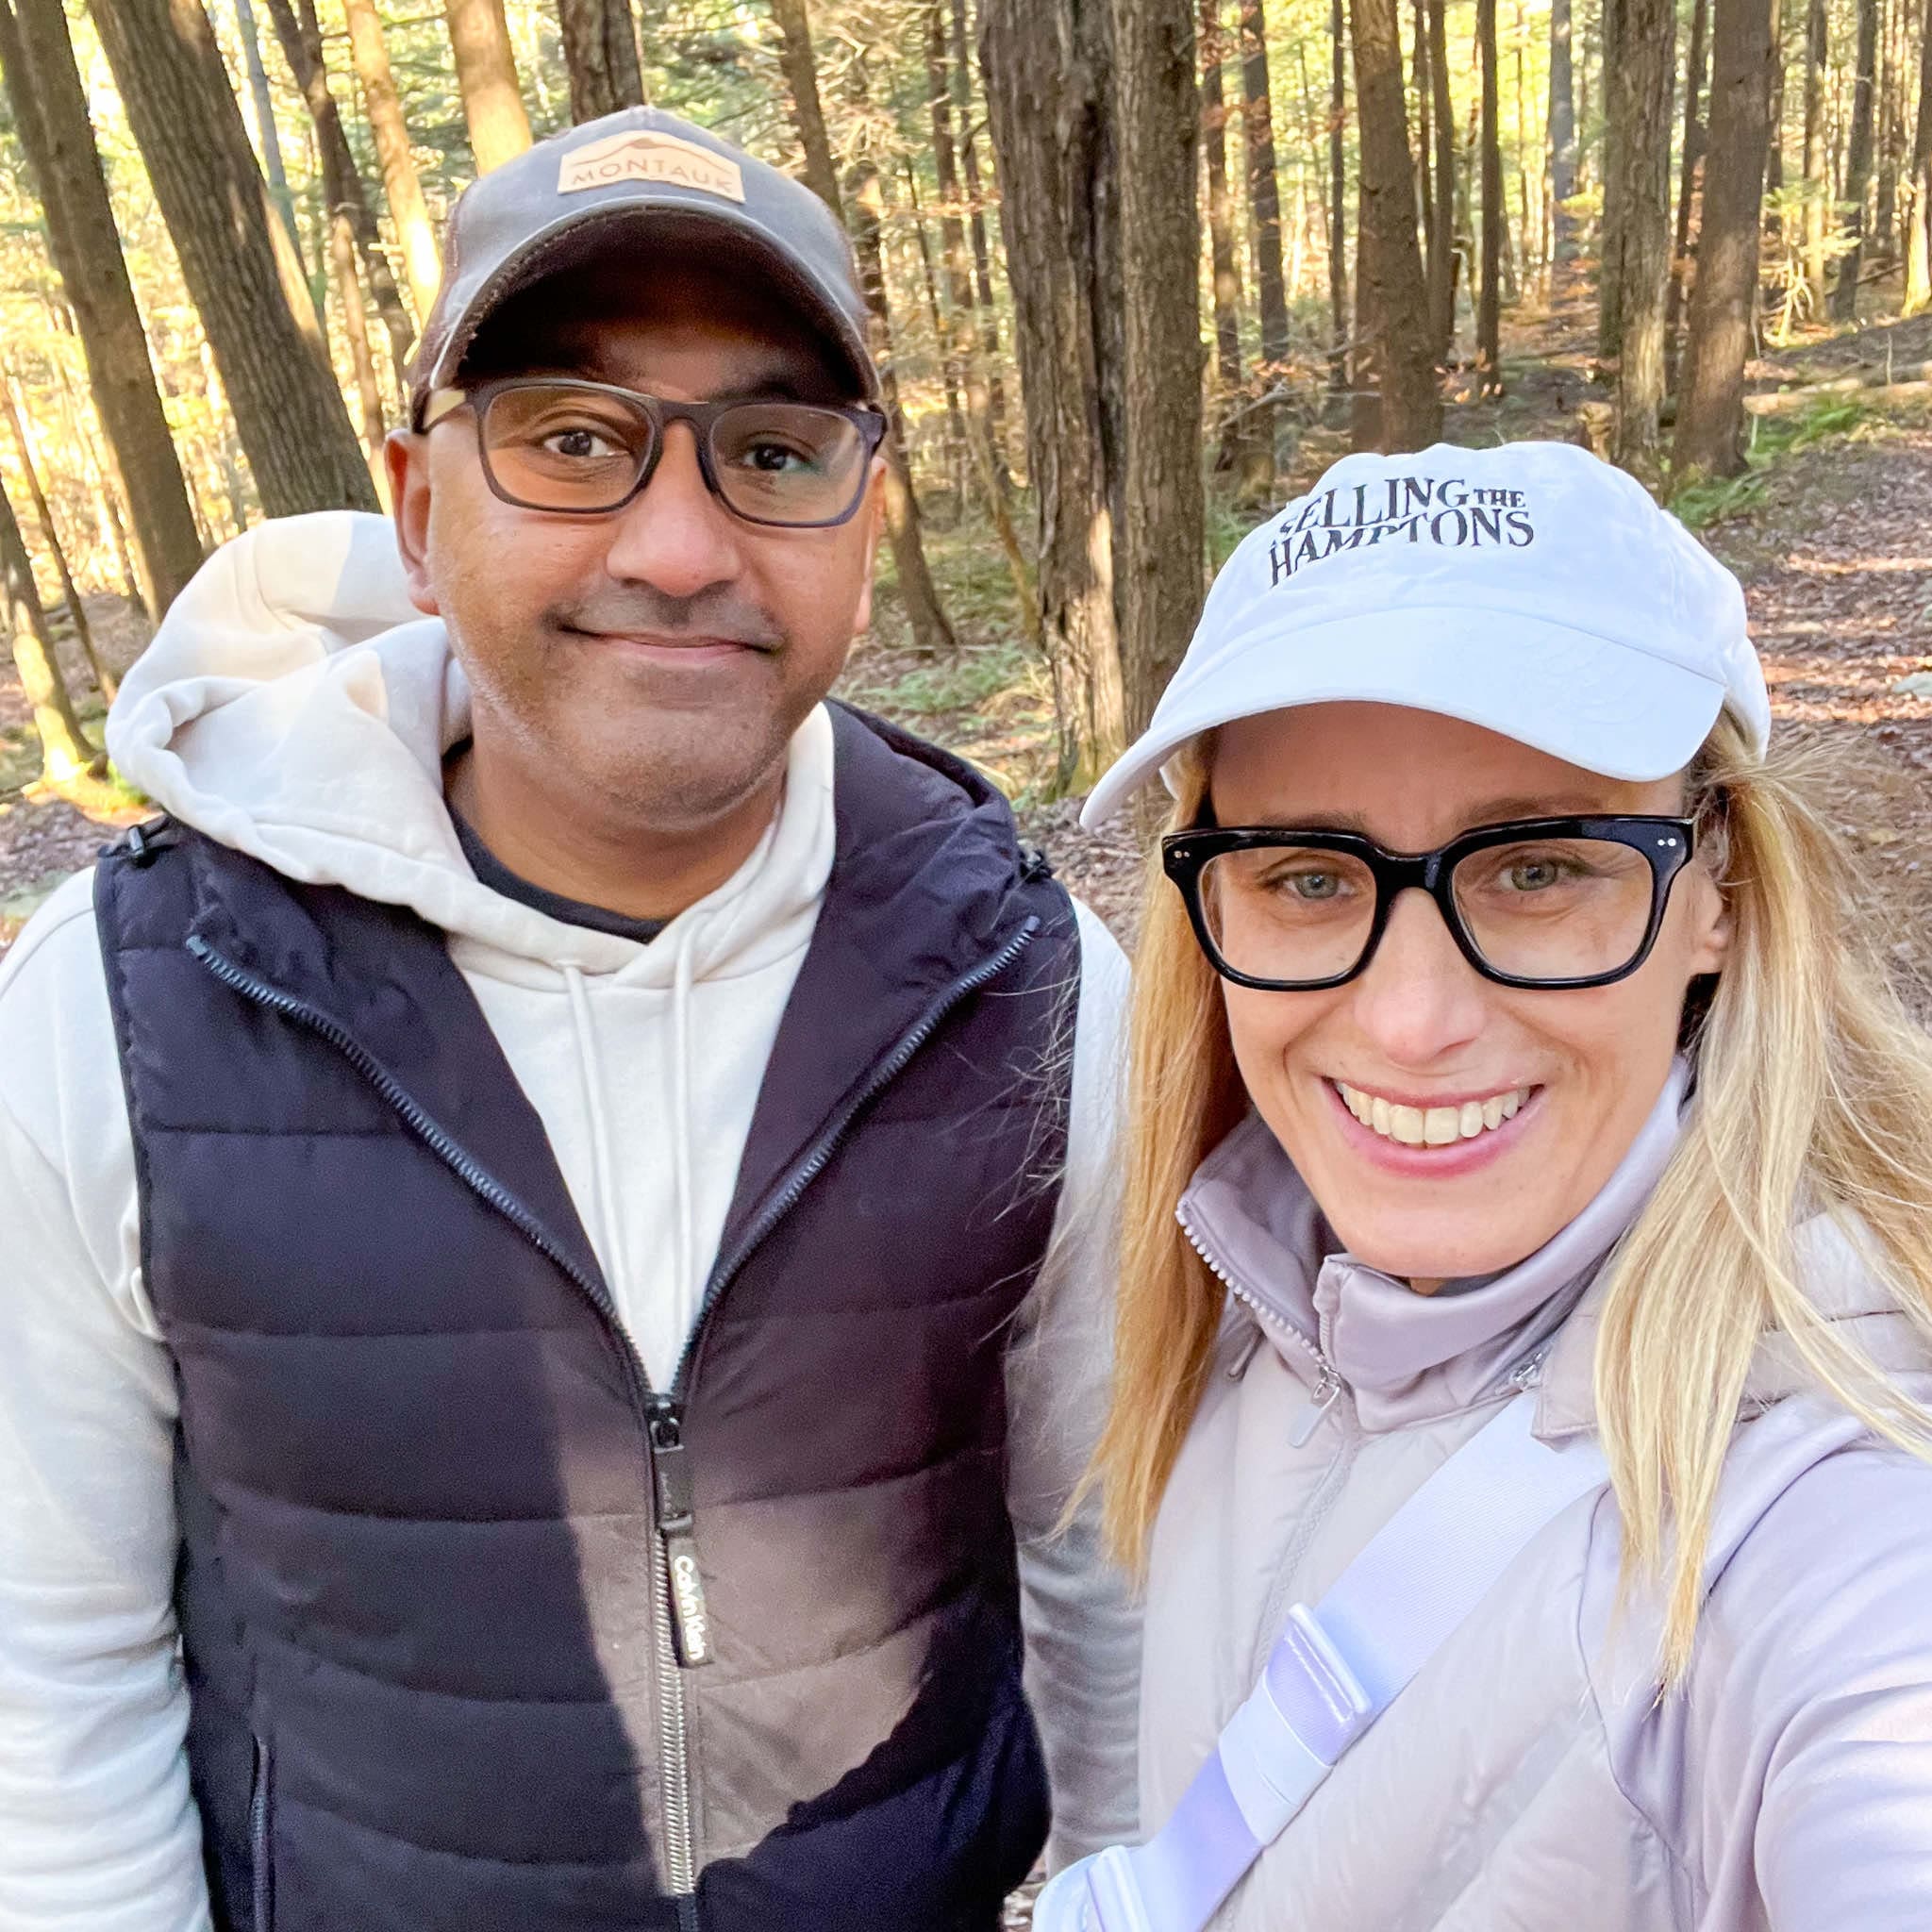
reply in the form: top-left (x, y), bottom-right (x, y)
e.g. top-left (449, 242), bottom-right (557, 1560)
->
top-left (1335, 1081), bottom-right (1531, 1147)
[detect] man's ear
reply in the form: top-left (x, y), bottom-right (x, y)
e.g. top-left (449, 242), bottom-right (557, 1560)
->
top-left (387, 431), bottom-right (440, 617)
top-left (849, 458), bottom-right (887, 639)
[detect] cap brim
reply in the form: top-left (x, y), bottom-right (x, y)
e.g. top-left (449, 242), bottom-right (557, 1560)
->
top-left (1078, 607), bottom-right (1730, 828)
top-left (416, 203), bottom-right (876, 411)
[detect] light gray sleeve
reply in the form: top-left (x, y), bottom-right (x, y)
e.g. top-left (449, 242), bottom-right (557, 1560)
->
top-left (1682, 1442), bottom-right (1932, 1930)
top-left (1004, 898), bottom-right (1142, 1869)
top-left (0, 885), bottom-right (209, 1932)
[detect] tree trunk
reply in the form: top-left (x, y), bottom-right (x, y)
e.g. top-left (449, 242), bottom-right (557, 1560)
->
top-left (341, 0), bottom-right (441, 321)
top-left (846, 158), bottom-right (958, 657)
top-left (1666, 0), bottom-right (1710, 392)
top-left (925, 5), bottom-right (1032, 618)
top-left (1111, 0), bottom-right (1202, 731)
top-left (1599, 0), bottom-right (1626, 358)
top-left (981, 0), bottom-right (1130, 783)
top-left (54, 363), bottom-right (145, 617)
top-left (89, 0), bottom-right (379, 515)
top-left (0, 0), bottom-right (202, 613)
top-left (1238, 0), bottom-right (1291, 393)
top-left (1476, 0), bottom-right (1503, 391)
top-left (1349, 0), bottom-right (1442, 447)
top-left (1202, 0), bottom-right (1246, 400)
top-left (1801, 0), bottom-right (1828, 305)
top-left (1676, 0), bottom-right (1776, 474)
top-left (948, 0), bottom-right (1011, 458)
top-left (1831, 0), bottom-right (1879, 314)
top-left (772, 2), bottom-right (956, 653)
top-left (1763, 0), bottom-right (1785, 237)
top-left (1414, 0), bottom-right (1434, 297)
top-left (230, 0), bottom-right (301, 259)
top-left (328, 207), bottom-right (388, 485)
top-left (1904, 0), bottom-right (1931, 311)
top-left (1331, 0), bottom-right (1351, 386)
top-left (902, 167), bottom-right (969, 502)
top-left (1603, 0), bottom-right (1676, 465)
top-left (769, 0), bottom-right (842, 214)
top-left (1873, 0), bottom-right (1900, 258)
top-left (443, 0), bottom-right (531, 174)
top-left (557, 0), bottom-right (642, 122)
top-left (927, 0), bottom-right (996, 486)
top-left (1426, 0), bottom-right (1456, 354)
top-left (2, 475), bottom-right (94, 784)
top-left (261, 0), bottom-right (415, 382)
top-left (1, 380), bottom-right (115, 700)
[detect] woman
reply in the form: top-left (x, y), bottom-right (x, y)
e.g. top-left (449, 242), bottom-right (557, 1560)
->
top-left (1041, 441), bottom-right (1932, 1932)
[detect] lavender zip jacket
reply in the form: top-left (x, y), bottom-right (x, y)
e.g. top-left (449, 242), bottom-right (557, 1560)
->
top-left (1139, 1065), bottom-right (1932, 1929)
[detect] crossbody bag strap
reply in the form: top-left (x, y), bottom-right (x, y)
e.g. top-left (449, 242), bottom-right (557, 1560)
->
top-left (1036, 1391), bottom-right (1609, 1932)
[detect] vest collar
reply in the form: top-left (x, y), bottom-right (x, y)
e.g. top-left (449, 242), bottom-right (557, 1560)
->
top-left (712, 702), bottom-right (1058, 1272)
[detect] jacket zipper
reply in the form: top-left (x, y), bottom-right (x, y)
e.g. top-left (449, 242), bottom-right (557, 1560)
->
top-left (1176, 1202), bottom-right (1341, 1442)
top-left (249, 1735), bottom-right (273, 1932)
top-left (190, 915), bottom-right (1041, 1924)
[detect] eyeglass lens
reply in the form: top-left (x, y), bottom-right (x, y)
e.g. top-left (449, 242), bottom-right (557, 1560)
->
top-left (1197, 835), bottom-right (1661, 986)
top-left (478, 384), bottom-right (869, 525)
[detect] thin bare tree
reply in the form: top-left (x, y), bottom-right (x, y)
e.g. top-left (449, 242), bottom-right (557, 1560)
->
top-left (1676, 0), bottom-right (1777, 474)
top-left (2, 474), bottom-right (95, 784)
top-left (1349, 0), bottom-right (1442, 447)
top-left (341, 0), bottom-right (441, 320)
top-left (0, 0), bottom-right (203, 613)
top-left (1831, 0), bottom-right (1880, 314)
top-left (89, 0), bottom-right (380, 513)
top-left (443, 0), bottom-right (532, 174)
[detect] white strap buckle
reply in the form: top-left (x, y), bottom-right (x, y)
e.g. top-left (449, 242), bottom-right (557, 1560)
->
top-left (1031, 1846), bottom-right (1153, 1932)
top-left (1218, 1604), bottom-right (1374, 1843)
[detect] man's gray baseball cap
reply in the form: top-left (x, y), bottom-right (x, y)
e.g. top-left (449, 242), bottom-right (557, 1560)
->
top-left (408, 107), bottom-right (878, 425)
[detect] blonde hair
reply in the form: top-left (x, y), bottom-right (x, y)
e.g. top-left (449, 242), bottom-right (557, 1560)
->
top-left (1092, 713), bottom-right (1932, 1679)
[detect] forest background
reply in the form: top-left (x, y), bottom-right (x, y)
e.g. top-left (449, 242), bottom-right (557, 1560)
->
top-left (0, 0), bottom-right (1929, 1913)
top-left (1, 0), bottom-right (1930, 1011)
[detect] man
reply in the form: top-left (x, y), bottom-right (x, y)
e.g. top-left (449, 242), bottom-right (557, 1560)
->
top-left (0, 108), bottom-right (1136, 1931)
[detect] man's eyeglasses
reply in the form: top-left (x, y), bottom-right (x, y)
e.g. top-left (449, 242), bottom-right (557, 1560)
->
top-left (1161, 816), bottom-right (1698, 991)
top-left (419, 377), bottom-right (889, 529)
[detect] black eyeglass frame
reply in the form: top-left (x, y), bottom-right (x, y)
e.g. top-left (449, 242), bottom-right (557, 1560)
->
top-left (419, 377), bottom-right (891, 529)
top-left (1161, 814), bottom-right (1699, 991)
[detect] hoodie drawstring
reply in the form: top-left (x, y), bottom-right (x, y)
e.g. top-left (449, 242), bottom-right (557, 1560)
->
top-left (668, 920), bottom-right (700, 1327)
top-left (563, 927), bottom-right (704, 1387)
top-left (565, 965), bottom-right (632, 1312)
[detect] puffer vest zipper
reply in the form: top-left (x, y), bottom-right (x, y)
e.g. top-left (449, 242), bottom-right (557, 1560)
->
top-left (96, 704), bottom-right (1075, 1932)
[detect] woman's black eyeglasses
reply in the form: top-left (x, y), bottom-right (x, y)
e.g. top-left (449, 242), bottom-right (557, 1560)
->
top-left (419, 377), bottom-right (889, 529)
top-left (1162, 815), bottom-right (1698, 991)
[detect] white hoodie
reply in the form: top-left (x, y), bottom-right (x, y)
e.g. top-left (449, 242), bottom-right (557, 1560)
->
top-left (0, 513), bottom-right (1141, 1929)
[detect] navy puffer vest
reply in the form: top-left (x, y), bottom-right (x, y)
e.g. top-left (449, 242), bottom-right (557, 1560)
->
top-left (96, 704), bottom-right (1076, 1931)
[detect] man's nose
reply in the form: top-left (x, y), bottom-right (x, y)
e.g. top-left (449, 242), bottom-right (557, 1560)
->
top-left (1345, 888), bottom-right (1491, 1065)
top-left (600, 422), bottom-right (745, 599)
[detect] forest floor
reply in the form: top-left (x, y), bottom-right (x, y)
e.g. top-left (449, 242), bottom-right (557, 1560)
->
top-left (5, 302), bottom-right (1931, 1008)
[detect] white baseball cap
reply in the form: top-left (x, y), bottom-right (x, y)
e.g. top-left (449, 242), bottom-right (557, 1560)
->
top-left (1080, 440), bottom-right (1771, 827)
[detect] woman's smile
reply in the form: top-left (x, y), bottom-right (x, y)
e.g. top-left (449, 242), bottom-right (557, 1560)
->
top-left (1324, 1075), bottom-right (1543, 1178)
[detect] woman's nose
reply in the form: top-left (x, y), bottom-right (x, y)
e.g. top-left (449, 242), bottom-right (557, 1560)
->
top-left (1345, 888), bottom-right (1491, 1065)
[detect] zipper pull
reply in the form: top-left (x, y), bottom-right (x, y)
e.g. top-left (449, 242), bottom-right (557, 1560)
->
top-left (1510, 1347), bottom-right (1550, 1393)
top-left (648, 1399), bottom-right (713, 1668)
top-left (1289, 1368), bottom-right (1342, 1449)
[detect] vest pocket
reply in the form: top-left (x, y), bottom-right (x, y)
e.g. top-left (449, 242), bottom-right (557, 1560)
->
top-left (249, 1734), bottom-right (275, 1932)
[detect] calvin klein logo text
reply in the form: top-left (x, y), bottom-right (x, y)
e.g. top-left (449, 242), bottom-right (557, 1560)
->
top-left (1269, 475), bottom-right (1534, 585)
top-left (672, 1550), bottom-right (711, 1662)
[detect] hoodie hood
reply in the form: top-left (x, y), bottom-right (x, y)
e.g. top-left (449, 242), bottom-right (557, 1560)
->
top-left (106, 510), bottom-right (835, 983)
